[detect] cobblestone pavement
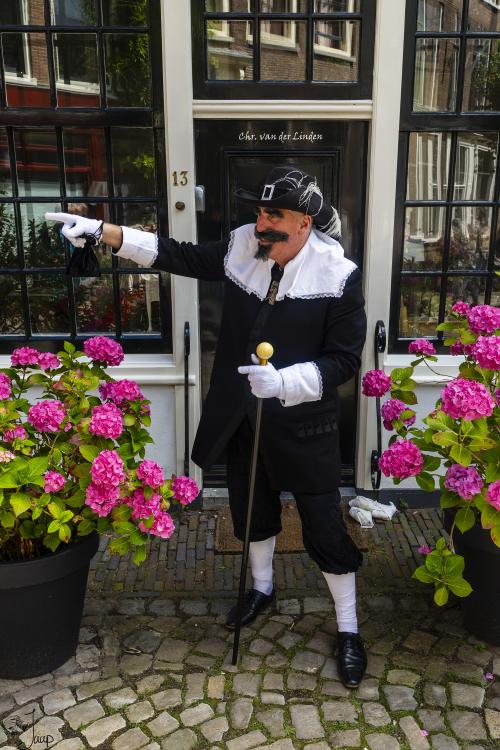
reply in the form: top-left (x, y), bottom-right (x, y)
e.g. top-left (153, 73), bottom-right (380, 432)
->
top-left (1, 508), bottom-right (499, 750)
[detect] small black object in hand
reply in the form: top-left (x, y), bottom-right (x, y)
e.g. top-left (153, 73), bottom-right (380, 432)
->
top-left (66, 225), bottom-right (103, 278)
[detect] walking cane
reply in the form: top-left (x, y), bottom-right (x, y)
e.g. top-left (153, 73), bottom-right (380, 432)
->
top-left (231, 341), bottom-right (274, 666)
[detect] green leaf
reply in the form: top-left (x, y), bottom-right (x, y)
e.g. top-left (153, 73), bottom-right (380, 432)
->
top-left (112, 521), bottom-right (135, 535)
top-left (412, 565), bottom-right (435, 583)
top-left (440, 491), bottom-right (459, 509)
top-left (132, 545), bottom-right (147, 565)
top-left (455, 507), bottom-right (476, 533)
top-left (48, 519), bottom-right (61, 533)
top-left (112, 504), bottom-right (131, 522)
top-left (130, 529), bottom-right (147, 546)
top-left (442, 554), bottom-right (465, 577)
top-left (432, 431), bottom-right (458, 447)
top-left (485, 463), bottom-right (500, 483)
top-left (77, 519), bottom-right (95, 536)
top-left (416, 472), bottom-right (435, 492)
top-left (0, 509), bottom-right (15, 527)
top-left (0, 471), bottom-right (21, 488)
top-left (64, 341), bottom-right (76, 354)
top-left (434, 586), bottom-right (449, 606)
top-left (423, 455), bottom-right (441, 472)
top-left (436, 321), bottom-right (459, 331)
top-left (123, 414), bottom-right (136, 427)
top-left (26, 373), bottom-right (47, 385)
top-left (58, 524), bottom-right (71, 542)
top-left (65, 489), bottom-right (85, 508)
top-left (392, 389), bottom-right (418, 406)
top-left (10, 492), bottom-right (31, 517)
top-left (24, 456), bottom-right (49, 478)
top-left (450, 444), bottom-right (472, 466)
top-left (448, 577), bottom-right (473, 598)
top-left (461, 330), bottom-right (476, 344)
top-left (43, 532), bottom-right (61, 552)
top-left (391, 367), bottom-right (414, 383)
top-left (399, 378), bottom-right (417, 391)
top-left (79, 444), bottom-right (101, 462)
top-left (109, 536), bottom-right (130, 556)
top-left (47, 501), bottom-right (64, 519)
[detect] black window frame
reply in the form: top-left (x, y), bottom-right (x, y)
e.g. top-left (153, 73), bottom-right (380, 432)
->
top-left (390, 0), bottom-right (500, 353)
top-left (191, 0), bottom-right (376, 99)
top-left (0, 0), bottom-right (171, 356)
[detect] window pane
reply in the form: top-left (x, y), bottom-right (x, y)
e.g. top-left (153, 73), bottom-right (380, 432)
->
top-left (3, 33), bottom-right (52, 108)
top-left (0, 128), bottom-right (12, 195)
top-left (260, 20), bottom-right (307, 81)
top-left (314, 1), bottom-right (361, 11)
top-left (20, 203), bottom-right (65, 267)
top-left (0, 1), bottom-right (45, 25)
top-left (0, 204), bottom-right (18, 267)
top-left (66, 200), bottom-right (113, 267)
top-left (462, 38), bottom-right (500, 112)
top-left (63, 128), bottom-right (108, 197)
top-left (114, 202), bottom-right (157, 268)
top-left (406, 132), bottom-right (451, 201)
top-left (448, 206), bottom-right (492, 270)
top-left (104, 33), bottom-right (151, 107)
top-left (468, 0), bottom-right (500, 32)
top-left (54, 33), bottom-right (100, 108)
top-left (28, 272), bottom-right (70, 334)
top-left (453, 132), bottom-right (498, 201)
top-left (417, 0), bottom-right (462, 32)
top-left (495, 208), bottom-right (500, 269)
top-left (413, 38), bottom-right (459, 112)
top-left (50, 0), bottom-right (98, 25)
top-left (261, 0), bottom-right (307, 11)
top-left (492, 273), bottom-right (500, 306)
top-left (0, 274), bottom-right (24, 334)
top-left (446, 275), bottom-right (486, 310)
top-left (403, 206), bottom-right (445, 271)
top-left (120, 273), bottom-right (161, 333)
top-left (399, 277), bottom-right (441, 338)
top-left (207, 21), bottom-right (254, 80)
top-left (313, 20), bottom-right (360, 81)
top-left (111, 128), bottom-right (156, 196)
top-left (206, 1), bottom-right (251, 9)
top-left (102, 0), bottom-right (149, 26)
top-left (74, 274), bottom-right (116, 333)
top-left (15, 129), bottom-right (60, 197)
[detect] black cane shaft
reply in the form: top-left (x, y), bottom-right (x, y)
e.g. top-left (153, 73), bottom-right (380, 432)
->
top-left (231, 397), bottom-right (263, 665)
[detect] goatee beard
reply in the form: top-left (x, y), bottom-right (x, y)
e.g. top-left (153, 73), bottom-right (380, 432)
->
top-left (254, 228), bottom-right (289, 261)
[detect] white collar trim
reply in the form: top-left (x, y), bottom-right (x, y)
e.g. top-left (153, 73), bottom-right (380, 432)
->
top-left (224, 223), bottom-right (356, 301)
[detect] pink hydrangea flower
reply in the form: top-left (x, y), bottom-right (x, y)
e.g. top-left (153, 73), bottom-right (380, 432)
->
top-left (441, 378), bottom-right (495, 421)
top-left (381, 398), bottom-right (416, 431)
top-left (486, 481), bottom-right (500, 511)
top-left (137, 460), bottom-right (165, 488)
top-left (379, 439), bottom-right (424, 479)
top-left (99, 379), bottom-right (144, 404)
top-left (44, 470), bottom-right (66, 493)
top-left (466, 305), bottom-right (500, 334)
top-left (139, 510), bottom-right (175, 539)
top-left (408, 339), bottom-right (436, 356)
top-left (451, 301), bottom-right (471, 316)
top-left (0, 448), bottom-right (16, 463)
top-left (172, 475), bottom-right (200, 505)
top-left (444, 464), bottom-right (483, 500)
top-left (3, 425), bottom-right (27, 443)
top-left (85, 482), bottom-right (121, 517)
top-left (361, 370), bottom-right (392, 398)
top-left (89, 403), bottom-right (123, 439)
top-left (11, 347), bottom-right (40, 367)
top-left (0, 373), bottom-right (12, 400)
top-left (418, 544), bottom-right (432, 555)
top-left (28, 400), bottom-right (67, 432)
top-left (472, 336), bottom-right (500, 370)
top-left (37, 352), bottom-right (61, 370)
top-left (127, 488), bottom-right (161, 520)
top-left (83, 336), bottom-right (124, 366)
top-left (90, 450), bottom-right (126, 490)
top-left (450, 340), bottom-right (464, 356)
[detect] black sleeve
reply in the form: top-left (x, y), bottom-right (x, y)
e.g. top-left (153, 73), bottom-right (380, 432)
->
top-left (152, 237), bottom-right (228, 281)
top-left (313, 268), bottom-right (367, 399)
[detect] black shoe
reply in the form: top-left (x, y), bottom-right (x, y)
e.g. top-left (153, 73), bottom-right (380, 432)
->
top-left (226, 589), bottom-right (275, 628)
top-left (337, 631), bottom-right (367, 689)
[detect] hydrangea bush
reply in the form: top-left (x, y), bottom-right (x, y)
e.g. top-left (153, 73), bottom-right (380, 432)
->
top-left (0, 338), bottom-right (198, 563)
top-left (362, 303), bottom-right (500, 606)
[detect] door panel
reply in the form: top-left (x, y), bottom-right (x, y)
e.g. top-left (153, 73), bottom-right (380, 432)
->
top-left (195, 119), bottom-right (367, 486)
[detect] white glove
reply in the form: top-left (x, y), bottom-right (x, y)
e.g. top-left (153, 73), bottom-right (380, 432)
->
top-left (238, 354), bottom-right (284, 399)
top-left (45, 212), bottom-right (103, 248)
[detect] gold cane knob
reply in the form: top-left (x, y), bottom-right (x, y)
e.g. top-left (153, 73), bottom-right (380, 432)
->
top-left (256, 342), bottom-right (274, 366)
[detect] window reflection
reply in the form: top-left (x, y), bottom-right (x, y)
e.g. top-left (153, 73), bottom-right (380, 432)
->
top-left (65, 201), bottom-right (112, 268)
top-left (468, 0), bottom-right (500, 32)
top-left (453, 132), bottom-right (498, 201)
top-left (463, 38), bottom-right (500, 111)
top-left (74, 275), bottom-right (116, 334)
top-left (15, 129), bottom-right (60, 197)
top-left (417, 0), bottom-right (462, 32)
top-left (115, 202), bottom-right (158, 268)
top-left (111, 128), bottom-right (156, 197)
top-left (63, 128), bottom-right (108, 197)
top-left (0, 204), bottom-right (18, 267)
top-left (20, 203), bottom-right (65, 267)
top-left (206, 1), bottom-right (251, 9)
top-left (448, 206), bottom-right (492, 270)
top-left (3, 32), bottom-right (51, 108)
top-left (0, 274), bottom-right (24, 334)
top-left (27, 272), bottom-right (70, 334)
top-left (54, 33), bottom-right (100, 107)
top-left (260, 20), bottom-right (307, 81)
top-left (207, 21), bottom-right (253, 80)
top-left (314, 1), bottom-right (361, 11)
top-left (0, 128), bottom-right (12, 195)
top-left (102, 0), bottom-right (149, 26)
top-left (406, 132), bottom-right (451, 201)
top-left (403, 206), bottom-right (445, 271)
top-left (0, 1), bottom-right (45, 25)
top-left (400, 277), bottom-right (442, 338)
top-left (50, 0), bottom-right (97, 25)
top-left (313, 20), bottom-right (359, 81)
top-left (120, 273), bottom-right (161, 334)
top-left (413, 37), bottom-right (459, 112)
top-left (104, 33), bottom-right (151, 107)
top-left (446, 276), bottom-right (486, 311)
top-left (261, 0), bottom-right (307, 11)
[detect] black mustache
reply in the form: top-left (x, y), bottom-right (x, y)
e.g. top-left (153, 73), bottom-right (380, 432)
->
top-left (254, 229), bottom-right (289, 243)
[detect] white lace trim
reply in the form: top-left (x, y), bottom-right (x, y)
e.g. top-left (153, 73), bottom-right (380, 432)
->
top-left (311, 361), bottom-right (323, 400)
top-left (224, 223), bottom-right (356, 301)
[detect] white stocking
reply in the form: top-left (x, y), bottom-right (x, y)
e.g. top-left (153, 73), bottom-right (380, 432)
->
top-left (249, 536), bottom-right (276, 595)
top-left (322, 571), bottom-right (358, 633)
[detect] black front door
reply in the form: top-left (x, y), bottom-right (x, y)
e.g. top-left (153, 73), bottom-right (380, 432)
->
top-left (195, 119), bottom-right (368, 486)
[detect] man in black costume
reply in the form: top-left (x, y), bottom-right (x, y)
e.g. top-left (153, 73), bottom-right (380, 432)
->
top-left (46, 166), bottom-right (368, 687)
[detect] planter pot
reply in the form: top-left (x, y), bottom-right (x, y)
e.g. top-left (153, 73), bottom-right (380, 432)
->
top-left (444, 509), bottom-right (500, 646)
top-left (0, 532), bottom-right (99, 679)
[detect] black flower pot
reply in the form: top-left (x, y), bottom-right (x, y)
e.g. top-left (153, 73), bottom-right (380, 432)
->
top-left (0, 533), bottom-right (99, 679)
top-left (443, 509), bottom-right (500, 645)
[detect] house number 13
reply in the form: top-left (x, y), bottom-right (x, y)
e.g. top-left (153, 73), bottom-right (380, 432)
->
top-left (172, 171), bottom-right (188, 186)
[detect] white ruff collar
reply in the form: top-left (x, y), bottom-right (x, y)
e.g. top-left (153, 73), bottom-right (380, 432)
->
top-left (224, 223), bottom-right (356, 301)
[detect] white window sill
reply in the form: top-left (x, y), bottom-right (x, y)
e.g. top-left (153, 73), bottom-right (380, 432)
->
top-left (384, 353), bottom-right (460, 384)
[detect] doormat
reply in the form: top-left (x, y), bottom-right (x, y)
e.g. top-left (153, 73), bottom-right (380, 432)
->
top-left (214, 502), bottom-right (370, 553)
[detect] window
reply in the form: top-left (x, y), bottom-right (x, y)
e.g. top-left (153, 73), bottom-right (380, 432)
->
top-left (193, 0), bottom-right (374, 97)
top-left (0, 0), bottom-right (170, 355)
top-left (391, 0), bottom-right (500, 351)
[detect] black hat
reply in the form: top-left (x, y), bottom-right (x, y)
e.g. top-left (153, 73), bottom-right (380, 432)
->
top-left (234, 166), bottom-right (341, 240)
